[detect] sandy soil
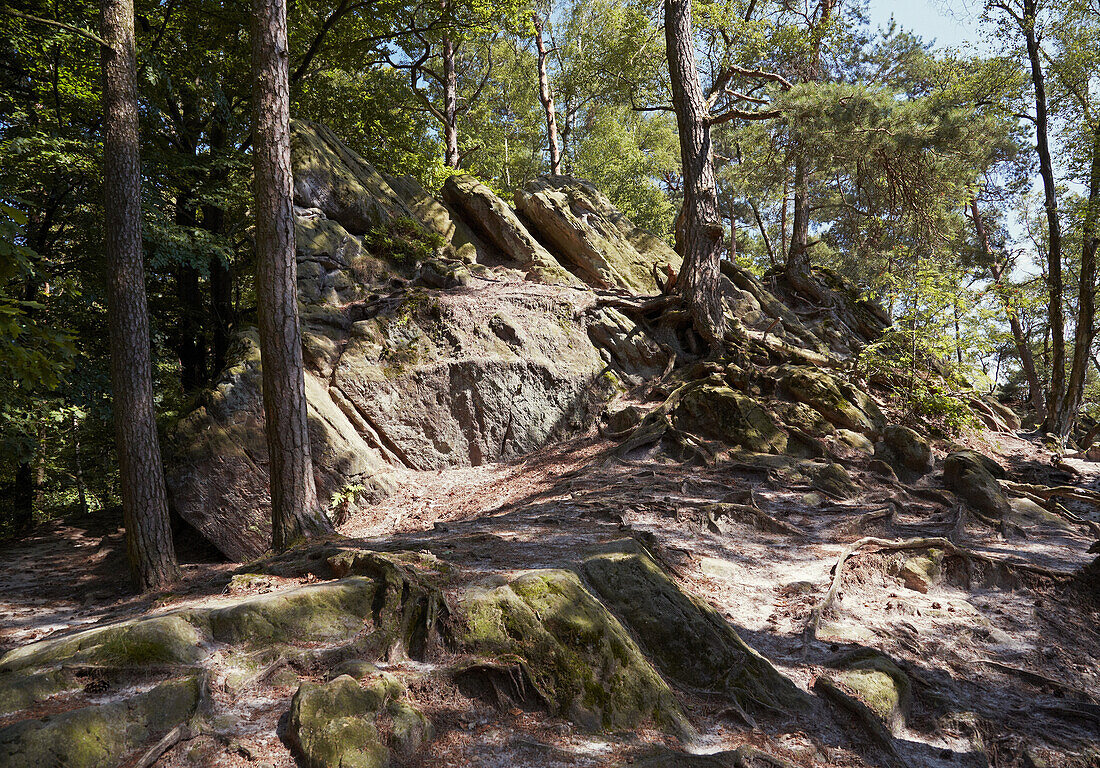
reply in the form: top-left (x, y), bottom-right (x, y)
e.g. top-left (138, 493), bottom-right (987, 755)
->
top-left (1, 426), bottom-right (1098, 767)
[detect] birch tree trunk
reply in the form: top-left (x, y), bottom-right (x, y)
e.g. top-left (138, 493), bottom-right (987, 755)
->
top-left (533, 13), bottom-right (561, 175)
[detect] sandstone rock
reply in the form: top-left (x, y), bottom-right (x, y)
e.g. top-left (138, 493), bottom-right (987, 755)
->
top-left (778, 365), bottom-right (884, 433)
top-left (944, 451), bottom-right (1009, 518)
top-left (288, 673), bottom-right (430, 768)
top-left (835, 428), bottom-right (875, 454)
top-left (0, 676), bottom-right (201, 768)
top-left (584, 546), bottom-right (806, 715)
top-left (456, 568), bottom-right (690, 734)
top-left (291, 120), bottom-right (417, 235)
top-left (515, 176), bottom-right (681, 292)
top-left (673, 384), bottom-right (788, 454)
top-left (899, 549), bottom-right (943, 593)
top-left (817, 652), bottom-right (910, 736)
top-left (442, 174), bottom-right (577, 285)
top-left (0, 613), bottom-right (206, 674)
top-left (874, 424), bottom-right (933, 481)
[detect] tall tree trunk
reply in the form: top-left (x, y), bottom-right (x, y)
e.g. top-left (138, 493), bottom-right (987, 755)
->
top-left (1051, 124), bottom-right (1100, 436)
top-left (971, 199), bottom-right (1044, 415)
top-left (251, 0), bottom-right (334, 551)
top-left (665, 0), bottom-right (725, 348)
top-left (12, 461), bottom-right (34, 534)
top-left (1020, 0), bottom-right (1065, 432)
top-left (101, 0), bottom-right (179, 591)
top-left (532, 13), bottom-right (561, 175)
top-left (73, 410), bottom-right (88, 515)
top-left (442, 25), bottom-right (459, 168)
top-left (205, 114), bottom-right (233, 375)
top-left (175, 195), bottom-right (207, 391)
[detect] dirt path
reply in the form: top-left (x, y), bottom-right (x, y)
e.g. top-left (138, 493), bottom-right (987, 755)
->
top-left (2, 429), bottom-right (1099, 767)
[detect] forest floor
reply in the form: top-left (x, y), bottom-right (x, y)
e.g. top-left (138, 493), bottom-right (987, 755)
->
top-left (2, 426), bottom-right (1099, 767)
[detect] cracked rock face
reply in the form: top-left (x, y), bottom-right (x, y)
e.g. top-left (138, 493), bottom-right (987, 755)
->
top-left (165, 121), bottom-right (663, 560)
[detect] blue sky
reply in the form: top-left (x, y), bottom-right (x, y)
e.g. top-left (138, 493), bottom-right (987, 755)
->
top-left (865, 0), bottom-right (986, 51)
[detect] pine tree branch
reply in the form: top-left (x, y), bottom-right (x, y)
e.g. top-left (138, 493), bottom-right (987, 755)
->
top-left (1, 6), bottom-right (110, 48)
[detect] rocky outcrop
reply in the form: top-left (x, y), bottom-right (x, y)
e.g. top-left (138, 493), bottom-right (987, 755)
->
top-left (166, 119), bottom-right (902, 560)
top-left (515, 175), bottom-right (681, 292)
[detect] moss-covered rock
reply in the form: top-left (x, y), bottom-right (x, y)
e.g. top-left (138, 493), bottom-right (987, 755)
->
top-left (441, 174), bottom-right (577, 285)
top-left (0, 669), bottom-right (77, 714)
top-left (874, 424), bottom-right (933, 481)
top-left (583, 547), bottom-right (806, 715)
top-left (898, 549), bottom-right (943, 593)
top-left (774, 401), bottom-right (836, 437)
top-left (208, 577), bottom-right (376, 646)
top-left (673, 384), bottom-right (788, 454)
top-left (944, 451), bottom-right (1009, 518)
top-left (819, 652), bottom-right (911, 735)
top-left (778, 366), bottom-right (884, 434)
top-left (0, 613), bottom-right (206, 673)
top-left (288, 672), bottom-right (429, 768)
top-left (515, 176), bottom-right (681, 293)
top-left (456, 569), bottom-right (690, 734)
top-left (0, 676), bottom-right (201, 768)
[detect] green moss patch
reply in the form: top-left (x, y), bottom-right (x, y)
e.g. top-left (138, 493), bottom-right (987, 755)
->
top-left (0, 676), bottom-right (201, 768)
top-left (456, 569), bottom-right (690, 735)
top-left (583, 546), bottom-right (806, 716)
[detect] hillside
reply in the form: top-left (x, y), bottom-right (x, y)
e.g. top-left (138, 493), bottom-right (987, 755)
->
top-left (1, 124), bottom-right (1099, 768)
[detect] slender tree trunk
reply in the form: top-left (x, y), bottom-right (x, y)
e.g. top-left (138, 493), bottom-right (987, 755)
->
top-left (786, 156), bottom-right (811, 274)
top-left (749, 200), bottom-right (775, 268)
top-left (532, 13), bottom-right (561, 175)
top-left (1052, 124), bottom-right (1100, 436)
top-left (441, 24), bottom-right (460, 168)
top-left (73, 410), bottom-right (88, 515)
top-left (251, 0), bottom-right (334, 550)
top-left (12, 461), bottom-right (33, 534)
top-left (175, 195), bottom-right (207, 392)
top-left (101, 0), bottom-right (179, 590)
top-left (779, 179), bottom-right (788, 259)
top-left (205, 115), bottom-right (233, 375)
top-left (1020, 0), bottom-right (1066, 432)
top-left (665, 0), bottom-right (725, 348)
top-left (971, 199), bottom-right (1044, 415)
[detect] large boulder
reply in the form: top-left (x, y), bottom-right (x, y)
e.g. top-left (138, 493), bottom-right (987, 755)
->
top-left (943, 450), bottom-right (1009, 519)
top-left (456, 569), bottom-right (691, 734)
top-left (583, 547), bottom-right (806, 715)
top-left (288, 673), bottom-right (431, 768)
top-left (673, 383), bottom-right (788, 454)
top-left (0, 676), bottom-right (201, 768)
top-left (515, 176), bottom-right (681, 293)
top-left (874, 424), bottom-right (933, 481)
top-left (778, 365), bottom-right (885, 434)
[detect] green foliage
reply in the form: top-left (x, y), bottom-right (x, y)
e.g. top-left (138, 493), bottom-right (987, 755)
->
top-left (857, 330), bottom-right (977, 435)
top-left (365, 217), bottom-right (446, 263)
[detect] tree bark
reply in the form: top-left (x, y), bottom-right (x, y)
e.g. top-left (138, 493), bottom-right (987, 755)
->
top-left (1019, 0), bottom-right (1066, 433)
top-left (1051, 124), bottom-right (1100, 436)
top-left (101, 0), bottom-right (179, 591)
top-left (971, 199), bottom-right (1044, 415)
top-left (441, 23), bottom-right (460, 168)
top-left (11, 461), bottom-right (34, 534)
top-left (532, 13), bottom-right (561, 175)
top-left (251, 0), bottom-right (334, 551)
top-left (175, 195), bottom-right (207, 392)
top-left (204, 114), bottom-right (233, 376)
top-left (786, 155), bottom-right (811, 273)
top-left (664, 0), bottom-right (726, 348)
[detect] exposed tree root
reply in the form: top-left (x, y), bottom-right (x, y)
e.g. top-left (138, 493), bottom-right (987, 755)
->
top-left (803, 536), bottom-right (1070, 647)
